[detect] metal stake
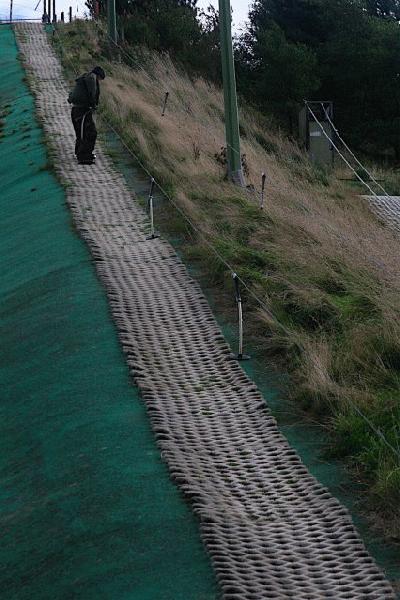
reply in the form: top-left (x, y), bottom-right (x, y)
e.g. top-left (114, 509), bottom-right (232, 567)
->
top-left (161, 92), bottom-right (169, 117)
top-left (260, 172), bottom-right (266, 209)
top-left (146, 178), bottom-right (160, 240)
top-left (232, 273), bottom-right (250, 361)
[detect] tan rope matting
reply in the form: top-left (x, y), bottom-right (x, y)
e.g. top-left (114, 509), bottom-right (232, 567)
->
top-left (15, 23), bottom-right (396, 599)
top-left (364, 195), bottom-right (400, 233)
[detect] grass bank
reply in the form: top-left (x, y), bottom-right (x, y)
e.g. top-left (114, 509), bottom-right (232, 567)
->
top-left (52, 20), bottom-right (400, 538)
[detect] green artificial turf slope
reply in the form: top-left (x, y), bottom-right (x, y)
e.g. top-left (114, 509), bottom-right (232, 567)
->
top-left (0, 26), bottom-right (218, 600)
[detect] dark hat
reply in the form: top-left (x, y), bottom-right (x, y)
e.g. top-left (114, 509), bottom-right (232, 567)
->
top-left (92, 66), bottom-right (105, 79)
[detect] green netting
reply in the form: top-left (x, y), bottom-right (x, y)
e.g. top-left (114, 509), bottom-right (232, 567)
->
top-left (0, 26), bottom-right (218, 600)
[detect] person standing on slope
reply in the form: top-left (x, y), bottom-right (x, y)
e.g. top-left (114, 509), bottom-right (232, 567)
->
top-left (68, 66), bottom-right (105, 165)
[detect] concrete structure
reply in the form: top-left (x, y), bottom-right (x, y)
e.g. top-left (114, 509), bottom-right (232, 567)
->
top-left (299, 101), bottom-right (334, 167)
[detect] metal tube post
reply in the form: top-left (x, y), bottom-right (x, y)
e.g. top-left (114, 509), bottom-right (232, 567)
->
top-left (60, 10), bottom-right (64, 21)
top-left (52, 0), bottom-right (55, 22)
top-left (9, 0), bottom-right (13, 22)
top-left (146, 178), bottom-right (160, 240)
top-left (107, 0), bottom-right (117, 43)
top-left (218, 0), bottom-right (245, 186)
top-left (68, 6), bottom-right (72, 21)
top-left (232, 273), bottom-right (250, 361)
top-left (260, 172), bottom-right (266, 209)
top-left (161, 92), bottom-right (169, 117)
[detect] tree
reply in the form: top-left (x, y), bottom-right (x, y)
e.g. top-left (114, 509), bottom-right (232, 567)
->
top-left (363, 0), bottom-right (400, 18)
top-left (240, 0), bottom-right (400, 159)
top-left (321, 14), bottom-right (400, 159)
top-left (89, 0), bottom-right (220, 76)
top-left (239, 23), bottom-right (319, 125)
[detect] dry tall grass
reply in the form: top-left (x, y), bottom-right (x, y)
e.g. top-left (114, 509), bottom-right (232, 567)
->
top-left (55, 21), bottom-right (400, 534)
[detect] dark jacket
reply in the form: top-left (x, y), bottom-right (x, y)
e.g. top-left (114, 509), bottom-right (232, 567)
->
top-left (68, 72), bottom-right (99, 108)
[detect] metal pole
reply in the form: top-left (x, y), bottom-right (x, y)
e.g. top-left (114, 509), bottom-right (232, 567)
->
top-left (9, 0), bottom-right (13, 22)
top-left (146, 178), bottom-right (160, 240)
top-left (47, 0), bottom-right (51, 22)
top-left (161, 92), bottom-right (169, 117)
top-left (218, 0), bottom-right (245, 186)
top-left (69, 6), bottom-right (72, 21)
top-left (232, 273), bottom-right (250, 361)
top-left (60, 10), bottom-right (64, 21)
top-left (107, 0), bottom-right (117, 43)
top-left (260, 172), bottom-right (266, 209)
top-left (42, 0), bottom-right (46, 22)
top-left (52, 0), bottom-right (55, 22)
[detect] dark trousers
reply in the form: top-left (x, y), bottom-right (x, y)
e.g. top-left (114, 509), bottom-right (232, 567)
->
top-left (71, 106), bottom-right (97, 160)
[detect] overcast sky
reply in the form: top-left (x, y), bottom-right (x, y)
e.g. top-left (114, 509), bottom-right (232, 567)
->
top-left (0, 0), bottom-right (251, 30)
top-left (197, 0), bottom-right (251, 31)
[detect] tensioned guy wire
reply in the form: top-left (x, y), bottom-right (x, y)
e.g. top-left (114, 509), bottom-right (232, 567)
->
top-left (319, 102), bottom-right (389, 197)
top-left (53, 23), bottom-right (400, 463)
top-left (305, 101), bottom-right (384, 201)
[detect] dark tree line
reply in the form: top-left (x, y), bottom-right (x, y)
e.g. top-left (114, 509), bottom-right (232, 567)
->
top-left (239, 0), bottom-right (400, 160)
top-left (86, 0), bottom-right (400, 161)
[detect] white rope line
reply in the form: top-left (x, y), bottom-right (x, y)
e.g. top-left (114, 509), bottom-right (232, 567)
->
top-left (319, 102), bottom-right (389, 197)
top-left (53, 23), bottom-right (400, 463)
top-left (305, 102), bottom-right (383, 200)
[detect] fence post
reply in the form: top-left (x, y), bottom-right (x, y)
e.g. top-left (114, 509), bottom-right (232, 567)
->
top-left (260, 172), bottom-right (266, 209)
top-left (232, 273), bottom-right (250, 361)
top-left (60, 11), bottom-right (64, 21)
top-left (161, 92), bottom-right (169, 117)
top-left (146, 178), bottom-right (160, 240)
top-left (68, 6), bottom-right (72, 21)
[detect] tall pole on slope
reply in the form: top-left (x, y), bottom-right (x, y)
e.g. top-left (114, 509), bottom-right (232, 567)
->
top-left (218, 0), bottom-right (245, 186)
top-left (107, 0), bottom-right (117, 43)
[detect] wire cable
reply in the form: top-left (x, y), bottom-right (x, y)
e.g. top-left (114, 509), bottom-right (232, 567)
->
top-left (319, 102), bottom-right (389, 197)
top-left (305, 101), bottom-right (383, 201)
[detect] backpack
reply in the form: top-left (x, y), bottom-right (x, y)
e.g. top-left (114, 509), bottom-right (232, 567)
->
top-left (67, 75), bottom-right (90, 106)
